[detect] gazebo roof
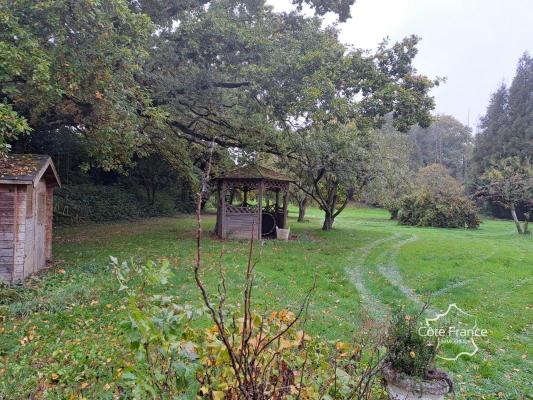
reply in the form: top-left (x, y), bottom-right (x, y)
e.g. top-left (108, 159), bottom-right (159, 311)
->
top-left (0, 154), bottom-right (61, 187)
top-left (215, 164), bottom-right (293, 182)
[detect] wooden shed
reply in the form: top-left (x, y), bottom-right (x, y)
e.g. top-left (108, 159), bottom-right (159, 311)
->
top-left (214, 165), bottom-right (293, 240)
top-left (0, 154), bottom-right (61, 284)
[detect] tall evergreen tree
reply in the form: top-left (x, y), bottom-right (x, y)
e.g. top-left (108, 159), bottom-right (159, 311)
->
top-left (472, 84), bottom-right (509, 175)
top-left (506, 52), bottom-right (533, 160)
top-left (472, 52), bottom-right (533, 176)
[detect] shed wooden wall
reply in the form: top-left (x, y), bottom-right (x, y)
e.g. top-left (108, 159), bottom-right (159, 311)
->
top-left (0, 185), bottom-right (27, 283)
top-left (33, 181), bottom-right (48, 277)
top-left (0, 185), bottom-right (16, 282)
top-left (0, 180), bottom-right (54, 284)
top-left (45, 185), bottom-right (54, 262)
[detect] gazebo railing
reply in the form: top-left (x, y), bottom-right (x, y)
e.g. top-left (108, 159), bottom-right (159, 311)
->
top-left (225, 205), bottom-right (259, 214)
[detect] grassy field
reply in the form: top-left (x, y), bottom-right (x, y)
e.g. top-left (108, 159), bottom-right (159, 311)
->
top-left (0, 206), bottom-right (531, 399)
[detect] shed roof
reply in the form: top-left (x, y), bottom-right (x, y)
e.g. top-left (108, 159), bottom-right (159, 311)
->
top-left (215, 164), bottom-right (293, 182)
top-left (0, 154), bottom-right (61, 187)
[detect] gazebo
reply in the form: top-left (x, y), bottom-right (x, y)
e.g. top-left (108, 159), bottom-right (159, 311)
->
top-left (214, 165), bottom-right (293, 239)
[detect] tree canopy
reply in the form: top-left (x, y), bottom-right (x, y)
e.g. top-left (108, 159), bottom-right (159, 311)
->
top-left (409, 114), bottom-right (472, 180)
top-left (476, 156), bottom-right (532, 234)
top-left (1, 0), bottom-right (445, 231)
top-left (2, 0), bottom-right (438, 169)
top-left (472, 52), bottom-right (533, 176)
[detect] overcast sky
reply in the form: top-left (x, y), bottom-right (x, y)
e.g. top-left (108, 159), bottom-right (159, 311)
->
top-left (268, 0), bottom-right (533, 132)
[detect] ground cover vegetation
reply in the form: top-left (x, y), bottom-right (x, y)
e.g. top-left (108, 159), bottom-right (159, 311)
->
top-left (0, 208), bottom-right (531, 398)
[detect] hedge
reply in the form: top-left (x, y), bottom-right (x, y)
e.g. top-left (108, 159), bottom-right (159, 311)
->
top-left (53, 184), bottom-right (193, 225)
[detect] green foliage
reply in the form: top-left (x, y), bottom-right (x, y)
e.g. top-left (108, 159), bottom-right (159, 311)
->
top-left (472, 53), bottom-right (533, 177)
top-left (2, 0), bottom-right (154, 166)
top-left (0, 103), bottom-right (30, 153)
top-left (385, 307), bottom-right (437, 378)
top-left (113, 256), bottom-right (386, 399)
top-left (53, 184), bottom-right (187, 225)
top-left (476, 156), bottom-right (532, 234)
top-left (0, 3), bottom-right (51, 155)
top-left (398, 165), bottom-right (480, 229)
top-left (364, 120), bottom-right (414, 218)
top-left (409, 114), bottom-right (472, 180)
top-left (113, 257), bottom-right (202, 398)
top-left (1, 210), bottom-right (532, 398)
top-left (289, 123), bottom-right (372, 230)
top-left (292, 0), bottom-right (355, 22)
top-left (476, 156), bottom-right (532, 211)
top-left (13, 129), bottom-right (198, 221)
top-left (398, 189), bottom-right (480, 229)
top-left (4, 0), bottom-right (437, 173)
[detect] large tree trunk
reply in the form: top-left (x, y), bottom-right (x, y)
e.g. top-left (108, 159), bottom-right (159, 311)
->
top-left (510, 206), bottom-right (524, 234)
top-left (321, 191), bottom-right (340, 231)
top-left (322, 213), bottom-right (334, 231)
top-left (297, 197), bottom-right (309, 222)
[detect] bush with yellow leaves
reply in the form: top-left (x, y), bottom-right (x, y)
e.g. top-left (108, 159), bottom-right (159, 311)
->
top-left (113, 251), bottom-right (386, 399)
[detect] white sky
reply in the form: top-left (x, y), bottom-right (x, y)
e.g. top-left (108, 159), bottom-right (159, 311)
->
top-left (267, 0), bottom-right (533, 132)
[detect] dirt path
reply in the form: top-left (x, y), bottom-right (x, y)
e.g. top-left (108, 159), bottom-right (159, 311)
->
top-left (344, 233), bottom-right (425, 320)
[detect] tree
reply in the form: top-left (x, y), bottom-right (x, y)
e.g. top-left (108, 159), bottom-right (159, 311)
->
top-left (288, 172), bottom-right (313, 223)
top-left (472, 84), bottom-right (510, 176)
top-left (415, 163), bottom-right (464, 197)
top-left (289, 124), bottom-right (372, 230)
top-left (1, 0), bottom-right (155, 168)
top-left (364, 123), bottom-right (414, 219)
top-left (4, 0), bottom-right (438, 226)
top-left (131, 155), bottom-right (180, 206)
top-left (506, 53), bottom-right (533, 161)
top-left (146, 6), bottom-right (437, 155)
top-left (476, 157), bottom-right (532, 234)
top-left (409, 115), bottom-right (472, 180)
top-left (472, 52), bottom-right (533, 177)
top-left (0, 4), bottom-right (51, 154)
top-left (280, 34), bottom-right (439, 230)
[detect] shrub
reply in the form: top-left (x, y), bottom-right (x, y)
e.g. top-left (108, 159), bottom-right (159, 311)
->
top-left (398, 164), bottom-right (480, 229)
top-left (53, 184), bottom-right (183, 225)
top-left (385, 306), bottom-right (437, 378)
top-left (112, 255), bottom-right (387, 399)
top-left (398, 189), bottom-right (480, 229)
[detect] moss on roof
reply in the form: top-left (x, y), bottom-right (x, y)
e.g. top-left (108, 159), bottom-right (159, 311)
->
top-left (0, 154), bottom-right (51, 182)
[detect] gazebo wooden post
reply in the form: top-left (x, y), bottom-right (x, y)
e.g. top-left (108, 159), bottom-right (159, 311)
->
top-left (282, 183), bottom-right (289, 228)
top-left (257, 181), bottom-right (263, 239)
top-left (275, 189), bottom-right (280, 210)
top-left (215, 181), bottom-right (218, 236)
top-left (220, 180), bottom-right (226, 237)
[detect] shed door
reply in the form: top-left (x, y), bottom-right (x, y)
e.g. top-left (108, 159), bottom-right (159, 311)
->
top-left (0, 186), bottom-right (15, 283)
top-left (35, 181), bottom-right (47, 271)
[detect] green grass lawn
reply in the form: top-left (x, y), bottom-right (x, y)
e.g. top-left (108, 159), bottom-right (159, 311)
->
top-left (0, 206), bottom-right (531, 399)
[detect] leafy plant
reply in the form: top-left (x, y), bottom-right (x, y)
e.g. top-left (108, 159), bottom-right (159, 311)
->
top-left (113, 257), bottom-right (202, 398)
top-left (475, 156), bottom-right (532, 234)
top-left (398, 164), bottom-right (480, 229)
top-left (113, 254), bottom-right (387, 399)
top-left (398, 189), bottom-right (480, 229)
top-left (385, 306), bottom-right (438, 379)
